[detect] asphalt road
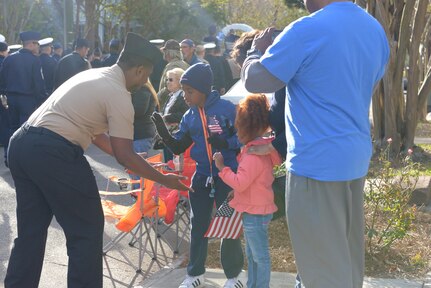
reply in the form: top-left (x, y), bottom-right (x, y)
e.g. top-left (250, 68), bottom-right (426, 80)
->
top-left (0, 145), bottom-right (188, 288)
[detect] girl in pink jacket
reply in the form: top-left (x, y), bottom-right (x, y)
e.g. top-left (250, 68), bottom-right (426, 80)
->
top-left (213, 93), bottom-right (281, 288)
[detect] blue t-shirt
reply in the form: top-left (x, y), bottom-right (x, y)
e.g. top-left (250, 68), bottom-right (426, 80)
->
top-left (261, 2), bottom-right (389, 181)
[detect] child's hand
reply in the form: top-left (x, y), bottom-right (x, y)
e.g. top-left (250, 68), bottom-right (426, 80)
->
top-left (213, 152), bottom-right (225, 170)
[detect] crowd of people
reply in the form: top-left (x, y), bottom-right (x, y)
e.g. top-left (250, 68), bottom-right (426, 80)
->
top-left (1, 1), bottom-right (390, 288)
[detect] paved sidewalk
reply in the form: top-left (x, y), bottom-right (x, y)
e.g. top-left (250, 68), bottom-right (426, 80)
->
top-left (137, 267), bottom-right (426, 288)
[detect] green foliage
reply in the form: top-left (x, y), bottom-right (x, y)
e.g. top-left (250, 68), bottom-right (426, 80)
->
top-left (365, 143), bottom-right (418, 258)
top-left (284, 0), bottom-right (304, 8)
top-left (199, 0), bottom-right (228, 24)
top-left (198, 0), bottom-right (308, 31)
top-left (103, 0), bottom-right (209, 43)
top-left (273, 161), bottom-right (286, 178)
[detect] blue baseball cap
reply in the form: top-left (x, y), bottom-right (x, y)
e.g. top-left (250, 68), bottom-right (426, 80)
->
top-left (53, 42), bottom-right (62, 50)
top-left (180, 39), bottom-right (195, 48)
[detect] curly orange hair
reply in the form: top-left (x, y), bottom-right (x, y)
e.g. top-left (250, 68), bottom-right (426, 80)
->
top-left (235, 94), bottom-right (270, 144)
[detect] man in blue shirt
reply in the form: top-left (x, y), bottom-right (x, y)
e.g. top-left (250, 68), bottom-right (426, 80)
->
top-left (242, 1), bottom-right (389, 287)
top-left (180, 39), bottom-right (202, 66)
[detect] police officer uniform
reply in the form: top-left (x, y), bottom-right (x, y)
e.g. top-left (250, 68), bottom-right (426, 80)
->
top-left (53, 38), bottom-right (90, 90)
top-left (7, 44), bottom-right (22, 54)
top-left (102, 38), bottom-right (121, 67)
top-left (0, 31), bottom-right (47, 135)
top-left (39, 37), bottom-right (57, 95)
top-left (4, 32), bottom-right (163, 288)
top-left (149, 39), bottom-right (167, 93)
top-left (0, 41), bottom-right (10, 166)
top-left (52, 42), bottom-right (63, 62)
top-left (0, 41), bottom-right (8, 66)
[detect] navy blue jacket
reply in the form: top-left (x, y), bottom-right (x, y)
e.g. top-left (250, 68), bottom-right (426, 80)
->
top-left (102, 53), bottom-right (119, 67)
top-left (174, 90), bottom-right (240, 177)
top-left (0, 49), bottom-right (47, 102)
top-left (53, 52), bottom-right (89, 90)
top-left (187, 54), bottom-right (202, 66)
top-left (52, 54), bottom-right (61, 62)
top-left (40, 53), bottom-right (57, 94)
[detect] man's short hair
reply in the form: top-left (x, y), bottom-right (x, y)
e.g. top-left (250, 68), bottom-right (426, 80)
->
top-left (75, 38), bottom-right (89, 49)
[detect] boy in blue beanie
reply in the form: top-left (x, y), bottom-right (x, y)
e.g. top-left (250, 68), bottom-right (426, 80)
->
top-left (152, 63), bottom-right (244, 288)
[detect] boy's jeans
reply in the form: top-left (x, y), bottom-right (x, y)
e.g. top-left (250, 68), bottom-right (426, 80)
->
top-left (243, 212), bottom-right (272, 288)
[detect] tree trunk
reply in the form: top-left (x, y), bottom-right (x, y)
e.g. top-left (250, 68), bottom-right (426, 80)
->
top-left (404, 0), bottom-right (429, 150)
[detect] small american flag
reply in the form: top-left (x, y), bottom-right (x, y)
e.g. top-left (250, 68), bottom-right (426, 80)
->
top-left (208, 116), bottom-right (223, 134)
top-left (204, 199), bottom-right (243, 239)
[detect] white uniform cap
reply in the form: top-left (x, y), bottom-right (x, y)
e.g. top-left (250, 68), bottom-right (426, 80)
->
top-left (39, 37), bottom-right (54, 46)
top-left (150, 39), bottom-right (165, 45)
top-left (9, 44), bottom-right (23, 50)
top-left (0, 34), bottom-right (5, 43)
top-left (203, 42), bottom-right (216, 49)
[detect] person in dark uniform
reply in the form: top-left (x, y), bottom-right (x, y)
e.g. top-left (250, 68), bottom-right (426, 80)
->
top-left (90, 47), bottom-right (103, 68)
top-left (0, 41), bottom-right (8, 64)
top-left (204, 43), bottom-right (226, 95)
top-left (0, 41), bottom-right (10, 167)
top-left (203, 24), bottom-right (220, 47)
top-left (102, 38), bottom-right (121, 67)
top-left (52, 42), bottom-right (63, 62)
top-left (0, 31), bottom-right (47, 156)
top-left (7, 44), bottom-right (22, 54)
top-left (53, 38), bottom-right (90, 90)
top-left (39, 37), bottom-right (57, 95)
top-left (149, 39), bottom-right (167, 94)
top-left (3, 32), bottom-right (190, 288)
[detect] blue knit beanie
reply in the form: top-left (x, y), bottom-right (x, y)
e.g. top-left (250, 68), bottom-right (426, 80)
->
top-left (180, 63), bottom-right (214, 95)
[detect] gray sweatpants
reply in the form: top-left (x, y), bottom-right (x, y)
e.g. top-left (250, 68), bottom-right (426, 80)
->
top-left (286, 172), bottom-right (365, 288)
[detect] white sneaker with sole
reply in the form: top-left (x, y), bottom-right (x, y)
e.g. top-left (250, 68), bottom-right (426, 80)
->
top-left (223, 277), bottom-right (244, 288)
top-left (178, 274), bottom-right (205, 288)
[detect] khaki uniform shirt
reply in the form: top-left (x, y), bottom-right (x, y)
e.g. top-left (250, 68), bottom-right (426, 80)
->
top-left (27, 64), bottom-right (134, 150)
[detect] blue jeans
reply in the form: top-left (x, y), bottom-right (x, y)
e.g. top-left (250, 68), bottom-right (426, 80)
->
top-left (243, 213), bottom-right (272, 288)
top-left (129, 138), bottom-right (153, 189)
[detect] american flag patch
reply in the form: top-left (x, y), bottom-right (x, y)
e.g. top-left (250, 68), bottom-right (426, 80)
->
top-left (204, 199), bottom-right (243, 239)
top-left (208, 116), bottom-right (223, 134)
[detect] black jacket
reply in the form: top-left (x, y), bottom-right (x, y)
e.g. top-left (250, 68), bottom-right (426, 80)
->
top-left (40, 53), bottom-right (57, 94)
top-left (162, 90), bottom-right (188, 124)
top-left (132, 86), bottom-right (157, 140)
top-left (53, 52), bottom-right (89, 90)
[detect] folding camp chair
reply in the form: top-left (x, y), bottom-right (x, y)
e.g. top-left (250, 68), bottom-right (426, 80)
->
top-left (150, 156), bottom-right (194, 254)
top-left (125, 148), bottom-right (195, 259)
top-left (100, 153), bottom-right (169, 287)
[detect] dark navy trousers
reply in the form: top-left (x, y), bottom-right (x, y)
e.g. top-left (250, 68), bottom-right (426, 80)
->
top-left (0, 105), bottom-right (10, 161)
top-left (4, 126), bottom-right (104, 288)
top-left (187, 173), bottom-right (244, 278)
top-left (7, 95), bottom-right (38, 132)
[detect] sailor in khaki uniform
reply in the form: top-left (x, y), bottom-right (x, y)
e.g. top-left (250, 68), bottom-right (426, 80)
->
top-left (4, 32), bottom-right (189, 288)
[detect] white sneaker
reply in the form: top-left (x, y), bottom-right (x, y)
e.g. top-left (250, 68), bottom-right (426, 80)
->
top-left (178, 274), bottom-right (205, 288)
top-left (223, 277), bottom-right (244, 288)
